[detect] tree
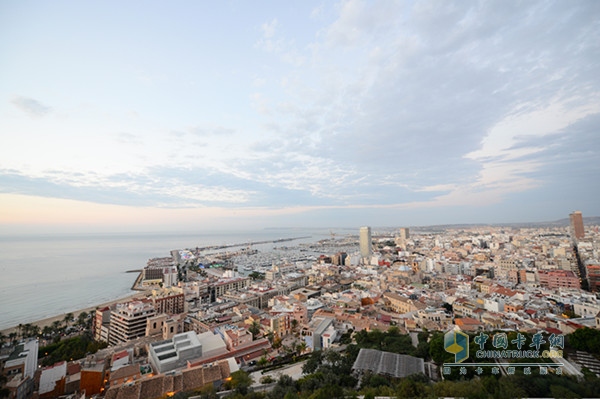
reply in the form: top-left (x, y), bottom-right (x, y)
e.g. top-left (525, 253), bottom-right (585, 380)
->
top-left (265, 330), bottom-right (274, 345)
top-left (258, 356), bottom-right (268, 367)
top-left (51, 320), bottom-right (62, 335)
top-left (249, 320), bottom-right (261, 341)
top-left (77, 311), bottom-right (88, 328)
top-left (29, 325), bottom-right (40, 338)
top-left (64, 312), bottom-right (74, 328)
top-left (567, 327), bottom-right (600, 353)
top-left (226, 370), bottom-right (253, 395)
top-left (42, 325), bottom-right (53, 338)
top-left (550, 385), bottom-right (580, 398)
top-left (8, 332), bottom-right (17, 346)
top-left (297, 340), bottom-right (307, 355)
top-left (260, 375), bottom-right (274, 384)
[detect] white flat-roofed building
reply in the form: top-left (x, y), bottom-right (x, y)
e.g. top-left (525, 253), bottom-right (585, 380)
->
top-left (3, 339), bottom-right (38, 380)
top-left (149, 331), bottom-right (228, 374)
top-left (149, 331), bottom-right (203, 374)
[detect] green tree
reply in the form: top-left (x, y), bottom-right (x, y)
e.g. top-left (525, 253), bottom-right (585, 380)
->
top-left (550, 385), bottom-right (580, 398)
top-left (64, 312), bottom-right (74, 328)
top-left (428, 331), bottom-right (453, 364)
top-left (226, 370), bottom-right (253, 395)
top-left (257, 356), bottom-right (268, 367)
top-left (77, 311), bottom-right (88, 328)
top-left (249, 320), bottom-right (261, 341)
top-left (567, 327), bottom-right (600, 353)
top-left (302, 350), bottom-right (323, 375)
top-left (8, 332), bottom-right (17, 345)
top-left (267, 375), bottom-right (297, 399)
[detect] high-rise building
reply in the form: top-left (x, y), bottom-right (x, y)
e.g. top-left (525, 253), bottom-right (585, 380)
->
top-left (359, 226), bottom-right (372, 260)
top-left (109, 301), bottom-right (156, 345)
top-left (570, 211), bottom-right (585, 240)
top-left (399, 228), bottom-right (410, 240)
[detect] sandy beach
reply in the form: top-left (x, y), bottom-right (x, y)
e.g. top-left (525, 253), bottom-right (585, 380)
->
top-left (0, 290), bottom-right (151, 337)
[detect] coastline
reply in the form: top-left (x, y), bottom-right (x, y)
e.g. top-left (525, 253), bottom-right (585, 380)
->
top-left (0, 290), bottom-right (151, 337)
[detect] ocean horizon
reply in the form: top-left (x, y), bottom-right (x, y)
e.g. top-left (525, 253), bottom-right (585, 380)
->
top-left (0, 228), bottom-right (332, 330)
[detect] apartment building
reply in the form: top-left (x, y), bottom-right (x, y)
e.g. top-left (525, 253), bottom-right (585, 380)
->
top-left (109, 301), bottom-right (156, 345)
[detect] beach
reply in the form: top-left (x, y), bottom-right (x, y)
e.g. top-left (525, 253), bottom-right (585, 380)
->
top-left (0, 290), bottom-right (151, 337)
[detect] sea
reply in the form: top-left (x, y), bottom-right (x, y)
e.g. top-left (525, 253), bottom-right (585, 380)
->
top-left (0, 229), bottom-right (332, 330)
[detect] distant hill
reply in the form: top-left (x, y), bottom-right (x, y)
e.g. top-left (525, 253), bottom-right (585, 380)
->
top-left (409, 216), bottom-right (600, 231)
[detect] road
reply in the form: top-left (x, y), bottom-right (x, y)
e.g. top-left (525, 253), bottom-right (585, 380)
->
top-left (250, 360), bottom-right (307, 387)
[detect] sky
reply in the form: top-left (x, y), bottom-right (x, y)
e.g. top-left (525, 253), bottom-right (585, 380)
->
top-left (1, 0), bottom-right (599, 233)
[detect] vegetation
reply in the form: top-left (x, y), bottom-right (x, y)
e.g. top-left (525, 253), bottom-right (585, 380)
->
top-left (121, 327), bottom-right (600, 399)
top-left (567, 327), bottom-right (600, 354)
top-left (38, 335), bottom-right (107, 366)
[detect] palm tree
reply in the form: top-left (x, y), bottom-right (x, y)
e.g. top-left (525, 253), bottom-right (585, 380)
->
top-left (63, 312), bottom-right (74, 328)
top-left (298, 340), bottom-right (307, 354)
top-left (248, 320), bottom-right (261, 340)
top-left (22, 323), bottom-right (32, 338)
top-left (30, 325), bottom-right (40, 338)
top-left (8, 332), bottom-right (17, 346)
top-left (51, 320), bottom-right (62, 336)
top-left (77, 312), bottom-right (88, 329)
top-left (42, 326), bottom-right (53, 338)
top-left (0, 332), bottom-right (6, 347)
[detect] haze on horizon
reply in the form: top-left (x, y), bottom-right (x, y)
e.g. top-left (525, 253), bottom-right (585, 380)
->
top-left (1, 1), bottom-right (599, 234)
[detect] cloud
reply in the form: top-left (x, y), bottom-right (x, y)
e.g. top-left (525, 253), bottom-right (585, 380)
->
top-left (188, 126), bottom-right (235, 136)
top-left (116, 132), bottom-right (142, 144)
top-left (11, 96), bottom-right (51, 117)
top-left (2, 1), bottom-right (599, 226)
top-left (256, 18), bottom-right (283, 52)
top-left (246, 0), bottom-right (600, 213)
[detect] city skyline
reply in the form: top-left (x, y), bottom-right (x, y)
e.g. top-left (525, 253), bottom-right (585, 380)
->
top-left (1, 1), bottom-right (599, 234)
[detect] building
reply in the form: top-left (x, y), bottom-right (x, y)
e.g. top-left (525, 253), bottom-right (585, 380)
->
top-left (570, 211), bottom-right (585, 240)
top-left (3, 339), bottom-right (38, 399)
top-left (149, 332), bottom-right (204, 374)
top-left (93, 306), bottom-right (111, 342)
top-left (103, 360), bottom-right (232, 399)
top-left (352, 349), bottom-right (425, 379)
top-left (109, 301), bottom-right (156, 345)
top-left (587, 264), bottom-right (600, 293)
top-left (383, 292), bottom-right (426, 314)
top-left (39, 361), bottom-right (67, 399)
top-left (399, 227), bottom-right (410, 240)
top-left (3, 339), bottom-right (38, 380)
top-left (146, 313), bottom-right (185, 339)
top-left (149, 331), bottom-right (228, 374)
top-left (359, 226), bottom-right (372, 261)
top-left (79, 361), bottom-right (106, 397)
top-left (209, 277), bottom-right (251, 302)
top-left (304, 317), bottom-right (334, 351)
top-left (538, 270), bottom-right (580, 289)
top-left (151, 287), bottom-right (185, 315)
top-left (221, 327), bottom-right (253, 351)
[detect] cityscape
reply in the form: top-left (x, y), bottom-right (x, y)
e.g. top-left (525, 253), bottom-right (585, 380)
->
top-left (2, 1), bottom-right (600, 398)
top-left (1, 212), bottom-right (600, 398)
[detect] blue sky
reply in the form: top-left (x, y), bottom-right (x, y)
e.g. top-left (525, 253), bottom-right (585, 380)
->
top-left (1, 0), bottom-right (599, 232)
